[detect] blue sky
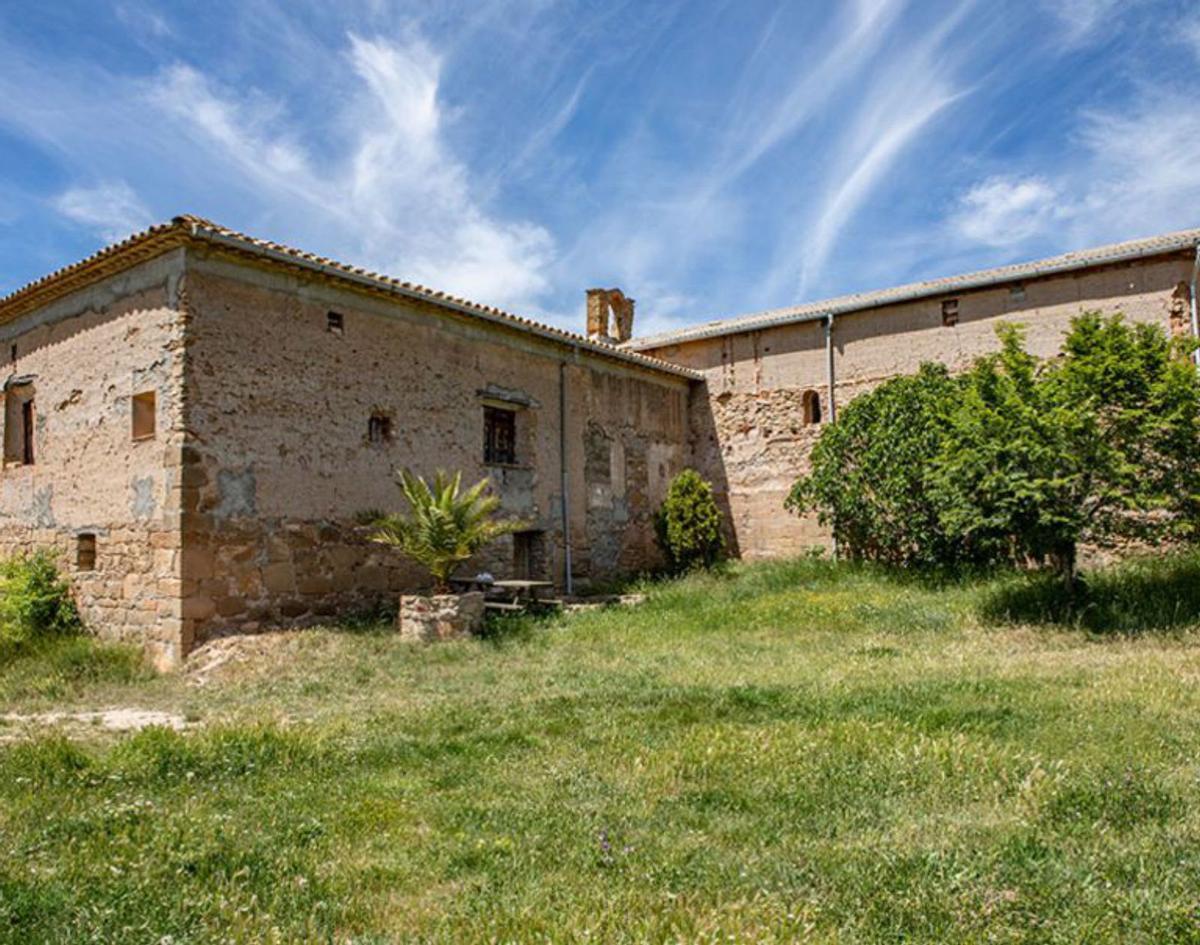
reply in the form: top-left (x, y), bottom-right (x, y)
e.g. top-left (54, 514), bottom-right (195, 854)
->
top-left (1, 0), bottom-right (1198, 337)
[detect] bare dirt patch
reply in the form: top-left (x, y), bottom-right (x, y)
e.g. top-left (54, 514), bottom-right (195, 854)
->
top-left (0, 707), bottom-right (190, 741)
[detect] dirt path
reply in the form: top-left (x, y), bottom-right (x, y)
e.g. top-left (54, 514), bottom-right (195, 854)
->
top-left (0, 708), bottom-right (190, 741)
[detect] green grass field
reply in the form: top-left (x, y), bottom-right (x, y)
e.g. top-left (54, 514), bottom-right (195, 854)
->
top-left (5, 555), bottom-right (1200, 943)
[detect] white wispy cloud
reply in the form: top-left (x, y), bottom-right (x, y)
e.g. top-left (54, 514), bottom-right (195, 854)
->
top-left (953, 89), bottom-right (1200, 254)
top-left (142, 32), bottom-right (554, 309)
top-left (955, 176), bottom-right (1058, 247)
top-left (0, 2), bottom-right (1194, 336)
top-left (796, 86), bottom-right (965, 296)
top-left (1041, 0), bottom-right (1124, 43)
top-left (53, 182), bottom-right (153, 242)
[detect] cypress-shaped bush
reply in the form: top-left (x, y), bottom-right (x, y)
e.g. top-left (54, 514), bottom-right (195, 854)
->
top-left (655, 469), bottom-right (726, 573)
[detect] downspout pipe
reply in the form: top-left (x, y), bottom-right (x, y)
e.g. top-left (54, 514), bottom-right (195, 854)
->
top-left (1190, 244), bottom-right (1200, 368)
top-left (824, 312), bottom-right (837, 423)
top-left (559, 356), bottom-right (574, 596)
top-left (824, 312), bottom-right (838, 559)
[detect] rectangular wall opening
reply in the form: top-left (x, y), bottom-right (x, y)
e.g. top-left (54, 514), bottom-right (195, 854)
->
top-left (4, 385), bottom-right (35, 465)
top-left (132, 390), bottom-right (156, 441)
top-left (368, 412), bottom-right (392, 444)
top-left (76, 533), bottom-right (97, 571)
top-left (941, 299), bottom-right (959, 327)
top-left (512, 530), bottom-right (546, 580)
top-left (484, 405), bottom-right (517, 465)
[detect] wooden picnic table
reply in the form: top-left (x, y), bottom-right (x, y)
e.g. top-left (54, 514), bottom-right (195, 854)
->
top-left (484, 580), bottom-right (557, 612)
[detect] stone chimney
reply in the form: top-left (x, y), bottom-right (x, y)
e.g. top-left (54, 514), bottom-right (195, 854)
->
top-left (585, 288), bottom-right (635, 344)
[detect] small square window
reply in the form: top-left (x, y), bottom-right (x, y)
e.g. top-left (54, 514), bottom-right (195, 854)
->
top-left (368, 412), bottom-right (392, 444)
top-left (132, 391), bottom-right (156, 440)
top-left (327, 311), bottom-right (345, 335)
top-left (941, 299), bottom-right (959, 327)
top-left (1010, 283), bottom-right (1026, 303)
top-left (77, 533), bottom-right (97, 571)
top-left (484, 406), bottom-right (517, 465)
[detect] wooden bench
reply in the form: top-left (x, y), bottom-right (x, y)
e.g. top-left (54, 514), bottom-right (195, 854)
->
top-left (484, 601), bottom-right (524, 613)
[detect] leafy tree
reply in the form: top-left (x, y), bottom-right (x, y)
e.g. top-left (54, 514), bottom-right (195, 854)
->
top-left (785, 364), bottom-right (965, 567)
top-left (655, 469), bottom-right (726, 573)
top-left (788, 312), bottom-right (1200, 582)
top-left (369, 469), bottom-right (525, 593)
top-left (933, 315), bottom-right (1200, 583)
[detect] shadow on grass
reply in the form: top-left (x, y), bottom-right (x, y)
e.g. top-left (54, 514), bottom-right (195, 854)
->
top-left (978, 552), bottom-right (1200, 634)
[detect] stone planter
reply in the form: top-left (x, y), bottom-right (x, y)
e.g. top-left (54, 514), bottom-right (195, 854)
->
top-left (397, 591), bottom-right (485, 643)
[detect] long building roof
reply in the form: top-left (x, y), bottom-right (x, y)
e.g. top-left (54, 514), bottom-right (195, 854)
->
top-left (0, 215), bottom-right (700, 380)
top-left (626, 227), bottom-right (1200, 351)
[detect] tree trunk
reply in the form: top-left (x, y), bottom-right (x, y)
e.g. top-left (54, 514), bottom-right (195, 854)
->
top-left (1050, 543), bottom-right (1078, 593)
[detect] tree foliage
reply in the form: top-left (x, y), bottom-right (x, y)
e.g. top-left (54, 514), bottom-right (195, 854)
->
top-left (370, 469), bottom-right (525, 593)
top-left (0, 551), bottom-right (81, 652)
top-left (655, 469), bottom-right (726, 573)
top-left (789, 313), bottom-right (1200, 578)
top-left (784, 364), bottom-right (963, 567)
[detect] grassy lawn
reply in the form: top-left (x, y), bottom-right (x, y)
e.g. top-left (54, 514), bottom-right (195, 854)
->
top-left (5, 556), bottom-right (1200, 943)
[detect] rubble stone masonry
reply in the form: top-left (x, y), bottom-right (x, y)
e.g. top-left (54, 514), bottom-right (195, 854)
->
top-left (640, 256), bottom-right (1196, 559)
top-left (176, 248), bottom-right (688, 645)
top-left (0, 222), bottom-right (1194, 668)
top-left (0, 251), bottom-right (187, 669)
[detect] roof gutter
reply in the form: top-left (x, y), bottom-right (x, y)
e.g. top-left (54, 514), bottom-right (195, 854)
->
top-left (185, 222), bottom-right (701, 381)
top-left (629, 237), bottom-right (1200, 351)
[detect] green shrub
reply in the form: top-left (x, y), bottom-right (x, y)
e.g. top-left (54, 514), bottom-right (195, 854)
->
top-left (655, 469), bottom-right (725, 573)
top-left (0, 551), bottom-right (81, 650)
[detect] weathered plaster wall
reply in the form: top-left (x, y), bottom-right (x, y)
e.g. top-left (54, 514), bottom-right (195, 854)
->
top-left (179, 249), bottom-right (689, 641)
top-left (643, 254), bottom-right (1196, 559)
top-left (0, 252), bottom-right (187, 668)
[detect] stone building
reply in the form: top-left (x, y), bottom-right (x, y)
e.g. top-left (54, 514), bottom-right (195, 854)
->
top-left (0, 216), bottom-right (1195, 666)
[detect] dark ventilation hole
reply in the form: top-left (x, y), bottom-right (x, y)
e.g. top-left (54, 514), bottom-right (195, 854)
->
top-left (941, 299), bottom-right (959, 327)
top-left (327, 311), bottom-right (345, 335)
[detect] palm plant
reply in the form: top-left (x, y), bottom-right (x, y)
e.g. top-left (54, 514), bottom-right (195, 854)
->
top-left (369, 469), bottom-right (524, 593)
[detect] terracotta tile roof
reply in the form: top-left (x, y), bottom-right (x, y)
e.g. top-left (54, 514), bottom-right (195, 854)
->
top-left (0, 215), bottom-right (700, 380)
top-left (626, 227), bottom-right (1200, 350)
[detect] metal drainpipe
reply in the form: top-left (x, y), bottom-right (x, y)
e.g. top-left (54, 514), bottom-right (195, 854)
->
top-left (1190, 244), bottom-right (1200, 368)
top-left (824, 313), bottom-right (838, 559)
top-left (559, 357), bottom-right (574, 596)
top-left (824, 313), bottom-right (837, 423)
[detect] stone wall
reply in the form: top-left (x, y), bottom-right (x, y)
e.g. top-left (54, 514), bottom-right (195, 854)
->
top-left (0, 252), bottom-right (187, 668)
top-left (644, 254), bottom-right (1197, 559)
top-left (178, 248), bottom-right (689, 642)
